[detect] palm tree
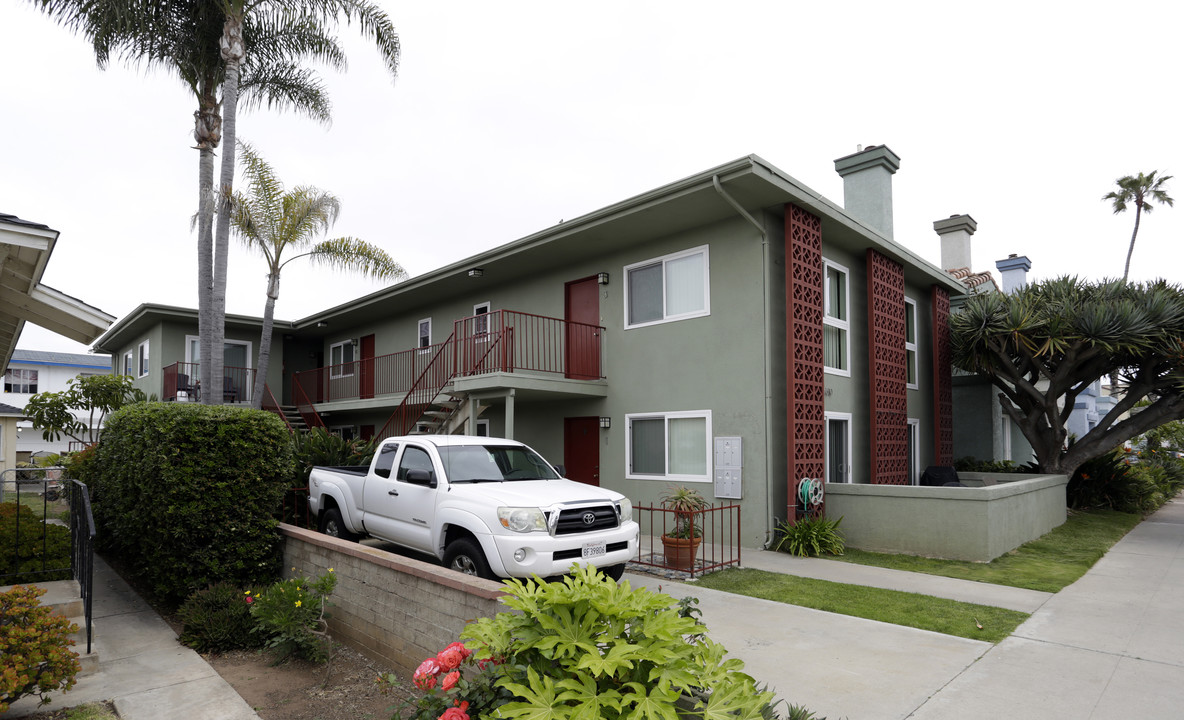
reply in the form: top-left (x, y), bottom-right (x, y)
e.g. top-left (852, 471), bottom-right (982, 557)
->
top-left (30, 0), bottom-right (400, 403)
top-left (231, 142), bottom-right (405, 408)
top-left (1103, 171), bottom-right (1175, 282)
top-left (209, 0), bottom-right (400, 404)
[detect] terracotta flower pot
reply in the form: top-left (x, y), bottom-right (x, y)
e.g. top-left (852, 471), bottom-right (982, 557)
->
top-left (661, 534), bottom-right (702, 571)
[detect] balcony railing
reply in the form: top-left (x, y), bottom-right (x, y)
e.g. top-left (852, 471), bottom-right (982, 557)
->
top-left (293, 310), bottom-right (604, 406)
top-left (163, 362), bottom-right (256, 403)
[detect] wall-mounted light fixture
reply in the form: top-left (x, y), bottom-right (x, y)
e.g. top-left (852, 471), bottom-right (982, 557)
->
top-left (597, 272), bottom-right (610, 285)
top-left (599, 417), bottom-right (611, 429)
top-left (350, 338), bottom-right (359, 347)
top-left (468, 268), bottom-right (484, 278)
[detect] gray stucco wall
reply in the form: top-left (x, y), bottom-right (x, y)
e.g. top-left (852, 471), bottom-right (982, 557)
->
top-left (824, 473), bottom-right (1067, 561)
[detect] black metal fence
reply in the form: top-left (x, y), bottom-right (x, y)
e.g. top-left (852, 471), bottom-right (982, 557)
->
top-left (1, 469), bottom-right (94, 654)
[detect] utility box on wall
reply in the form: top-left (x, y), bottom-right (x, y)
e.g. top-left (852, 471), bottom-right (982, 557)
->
top-left (714, 436), bottom-right (742, 499)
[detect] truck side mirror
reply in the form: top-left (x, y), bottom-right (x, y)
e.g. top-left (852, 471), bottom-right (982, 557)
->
top-left (554, 464), bottom-right (566, 477)
top-left (405, 468), bottom-right (437, 488)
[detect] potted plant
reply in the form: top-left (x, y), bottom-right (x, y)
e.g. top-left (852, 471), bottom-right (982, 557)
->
top-left (660, 485), bottom-right (709, 571)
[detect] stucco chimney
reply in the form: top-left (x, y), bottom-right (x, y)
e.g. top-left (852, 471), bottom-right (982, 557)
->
top-left (834, 145), bottom-right (901, 240)
top-left (996, 254), bottom-right (1032, 294)
top-left (934, 214), bottom-right (977, 271)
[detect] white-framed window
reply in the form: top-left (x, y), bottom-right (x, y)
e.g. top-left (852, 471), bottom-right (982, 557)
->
top-left (184, 336), bottom-right (254, 367)
top-left (823, 259), bottom-right (849, 376)
top-left (624, 245), bottom-right (710, 329)
top-left (475, 419), bottom-right (490, 437)
top-left (825, 411), bottom-right (852, 483)
top-left (3, 369), bottom-right (38, 394)
top-left (418, 318), bottom-right (432, 349)
top-left (123, 351), bottom-right (133, 377)
top-left (330, 425), bottom-right (356, 441)
top-left (625, 410), bottom-right (712, 482)
top-left (330, 340), bottom-right (355, 378)
top-left (908, 418), bottom-right (921, 485)
top-left (905, 297), bottom-right (918, 389)
top-left (473, 302), bottom-right (491, 337)
top-left (138, 340), bottom-right (150, 377)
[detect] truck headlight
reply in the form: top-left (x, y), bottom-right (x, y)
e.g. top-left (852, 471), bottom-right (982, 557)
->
top-left (616, 498), bottom-right (632, 523)
top-left (498, 507), bottom-right (547, 533)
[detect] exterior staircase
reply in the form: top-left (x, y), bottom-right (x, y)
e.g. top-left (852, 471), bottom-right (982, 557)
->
top-left (277, 405), bottom-right (309, 432)
top-left (408, 393), bottom-right (489, 435)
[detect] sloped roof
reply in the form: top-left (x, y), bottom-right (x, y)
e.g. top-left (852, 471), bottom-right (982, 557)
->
top-left (947, 267), bottom-right (1000, 292)
top-left (0, 402), bottom-right (25, 417)
top-left (11, 349), bottom-right (111, 369)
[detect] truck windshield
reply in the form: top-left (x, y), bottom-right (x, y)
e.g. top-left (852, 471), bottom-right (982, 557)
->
top-left (439, 445), bottom-right (561, 483)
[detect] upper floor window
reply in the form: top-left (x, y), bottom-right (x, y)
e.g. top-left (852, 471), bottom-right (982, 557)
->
top-left (418, 318), bottom-right (432, 349)
top-left (823, 260), bottom-right (849, 375)
top-left (138, 340), bottom-right (150, 377)
top-left (472, 302), bottom-right (491, 336)
top-left (905, 298), bottom-right (918, 389)
top-left (330, 340), bottom-right (355, 378)
top-left (625, 246), bottom-right (710, 329)
top-left (4, 369), bottom-right (37, 394)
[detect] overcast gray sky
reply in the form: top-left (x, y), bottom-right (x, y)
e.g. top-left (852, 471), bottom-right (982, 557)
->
top-left (3, 0), bottom-right (1181, 355)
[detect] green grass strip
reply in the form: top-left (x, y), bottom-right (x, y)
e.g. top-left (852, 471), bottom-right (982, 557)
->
top-left (832, 508), bottom-right (1142, 593)
top-left (695, 568), bottom-right (1027, 643)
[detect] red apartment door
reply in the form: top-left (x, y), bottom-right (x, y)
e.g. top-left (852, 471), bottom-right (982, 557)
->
top-left (564, 416), bottom-right (600, 486)
top-left (360, 334), bottom-right (376, 399)
top-left (565, 276), bottom-right (600, 379)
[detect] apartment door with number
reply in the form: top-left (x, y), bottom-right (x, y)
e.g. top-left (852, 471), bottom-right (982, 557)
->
top-left (565, 276), bottom-right (600, 380)
top-left (360, 334), bottom-right (375, 399)
top-left (563, 417), bottom-right (600, 486)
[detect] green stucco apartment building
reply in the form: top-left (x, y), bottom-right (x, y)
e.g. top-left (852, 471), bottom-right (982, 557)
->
top-left (94, 145), bottom-right (966, 547)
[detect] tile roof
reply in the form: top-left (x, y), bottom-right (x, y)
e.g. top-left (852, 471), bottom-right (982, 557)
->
top-left (11, 349), bottom-right (111, 368)
top-left (0, 212), bottom-right (52, 230)
top-left (946, 267), bottom-right (999, 292)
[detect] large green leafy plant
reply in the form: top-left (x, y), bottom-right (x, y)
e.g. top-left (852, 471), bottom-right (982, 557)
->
top-left (404, 564), bottom-right (776, 720)
top-left (0, 585), bottom-right (80, 713)
top-left (771, 516), bottom-right (845, 557)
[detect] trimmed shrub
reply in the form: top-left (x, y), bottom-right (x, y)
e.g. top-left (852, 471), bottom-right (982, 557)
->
top-left (249, 570), bottom-right (337, 664)
top-left (178, 582), bottom-right (264, 653)
top-left (291, 427), bottom-right (376, 485)
top-left (90, 403), bottom-right (294, 608)
top-left (0, 502), bottom-right (72, 584)
top-left (0, 585), bottom-right (80, 713)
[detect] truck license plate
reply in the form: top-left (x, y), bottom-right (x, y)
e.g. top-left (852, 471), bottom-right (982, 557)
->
top-left (582, 541), bottom-right (606, 559)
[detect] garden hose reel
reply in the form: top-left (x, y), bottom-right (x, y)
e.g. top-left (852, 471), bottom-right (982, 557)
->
top-left (797, 477), bottom-right (824, 515)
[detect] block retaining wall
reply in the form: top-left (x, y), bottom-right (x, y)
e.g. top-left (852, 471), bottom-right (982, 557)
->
top-left (279, 524), bottom-right (506, 675)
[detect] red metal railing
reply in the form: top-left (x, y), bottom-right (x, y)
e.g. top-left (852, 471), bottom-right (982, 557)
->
top-left (163, 362), bottom-right (255, 403)
top-left (290, 310), bottom-right (605, 408)
top-left (261, 385), bottom-right (291, 431)
top-left (291, 378), bottom-right (327, 431)
top-left (374, 333), bottom-right (458, 441)
top-left (631, 502), bottom-right (741, 578)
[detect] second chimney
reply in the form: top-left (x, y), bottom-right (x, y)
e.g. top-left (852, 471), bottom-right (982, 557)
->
top-left (934, 214), bottom-right (977, 271)
top-left (834, 145), bottom-right (901, 240)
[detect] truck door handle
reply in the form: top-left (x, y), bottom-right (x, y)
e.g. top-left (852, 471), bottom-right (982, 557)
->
top-left (388, 489), bottom-right (399, 496)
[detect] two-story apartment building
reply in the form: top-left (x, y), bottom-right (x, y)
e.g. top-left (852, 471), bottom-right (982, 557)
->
top-left (93, 146), bottom-right (966, 547)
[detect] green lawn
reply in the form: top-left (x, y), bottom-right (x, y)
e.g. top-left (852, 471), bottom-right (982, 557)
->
top-left (833, 508), bottom-right (1142, 593)
top-left (695, 568), bottom-right (1027, 643)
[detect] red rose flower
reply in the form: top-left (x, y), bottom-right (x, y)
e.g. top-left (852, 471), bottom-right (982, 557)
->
top-left (439, 707), bottom-right (469, 720)
top-left (437, 648), bottom-right (463, 672)
top-left (441, 670), bottom-right (460, 691)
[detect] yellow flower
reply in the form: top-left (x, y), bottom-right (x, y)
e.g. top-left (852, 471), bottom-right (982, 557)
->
top-left (328, 568), bottom-right (334, 573)
top-left (244, 590), bottom-right (251, 595)
top-left (295, 600), bottom-right (302, 607)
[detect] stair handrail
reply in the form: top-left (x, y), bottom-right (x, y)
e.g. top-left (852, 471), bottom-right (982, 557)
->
top-left (260, 384), bottom-right (293, 432)
top-left (291, 376), bottom-right (327, 431)
top-left (69, 479), bottom-right (95, 655)
top-left (375, 331), bottom-right (457, 441)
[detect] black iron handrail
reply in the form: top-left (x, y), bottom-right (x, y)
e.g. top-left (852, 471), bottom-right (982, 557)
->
top-left (70, 480), bottom-right (95, 654)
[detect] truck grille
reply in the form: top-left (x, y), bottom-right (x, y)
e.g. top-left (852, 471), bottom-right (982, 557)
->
top-left (553, 505), bottom-right (619, 535)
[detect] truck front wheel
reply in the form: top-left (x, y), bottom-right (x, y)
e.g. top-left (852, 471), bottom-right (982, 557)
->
top-left (443, 538), bottom-right (495, 580)
top-left (320, 508), bottom-right (358, 542)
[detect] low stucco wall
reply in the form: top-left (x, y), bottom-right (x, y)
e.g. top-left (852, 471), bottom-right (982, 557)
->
top-left (823, 474), bottom-right (1068, 562)
top-left (279, 524), bottom-right (506, 675)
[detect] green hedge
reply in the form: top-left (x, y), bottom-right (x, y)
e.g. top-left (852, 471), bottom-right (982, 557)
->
top-left (91, 403), bottom-right (294, 607)
top-left (0, 502), bottom-right (72, 584)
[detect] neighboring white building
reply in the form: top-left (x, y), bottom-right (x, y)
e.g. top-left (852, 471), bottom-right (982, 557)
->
top-left (0, 349), bottom-right (111, 460)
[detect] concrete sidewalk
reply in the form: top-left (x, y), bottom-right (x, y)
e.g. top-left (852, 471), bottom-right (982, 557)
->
top-left (909, 497), bottom-right (1184, 719)
top-left (6, 556), bottom-right (260, 719)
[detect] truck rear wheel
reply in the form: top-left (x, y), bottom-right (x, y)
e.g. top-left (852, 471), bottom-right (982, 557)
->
top-left (443, 538), bottom-right (495, 580)
top-left (320, 508), bottom-right (358, 542)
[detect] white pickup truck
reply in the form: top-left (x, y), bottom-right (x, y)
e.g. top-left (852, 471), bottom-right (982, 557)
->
top-left (307, 435), bottom-right (639, 580)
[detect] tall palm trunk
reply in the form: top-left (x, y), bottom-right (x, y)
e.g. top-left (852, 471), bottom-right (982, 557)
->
top-left (195, 80), bottom-right (220, 401)
top-left (211, 11), bottom-right (246, 404)
top-left (253, 272), bottom-right (280, 409)
top-left (1121, 204), bottom-right (1143, 283)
